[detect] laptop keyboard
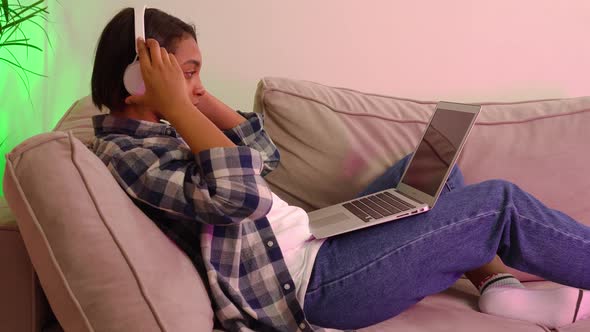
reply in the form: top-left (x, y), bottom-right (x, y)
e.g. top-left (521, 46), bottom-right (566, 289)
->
top-left (343, 191), bottom-right (417, 222)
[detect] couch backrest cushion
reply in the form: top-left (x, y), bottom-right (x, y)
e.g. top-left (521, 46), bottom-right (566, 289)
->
top-left (254, 77), bottom-right (590, 223)
top-left (254, 77), bottom-right (590, 281)
top-left (3, 132), bottom-right (214, 332)
top-left (53, 96), bottom-right (105, 146)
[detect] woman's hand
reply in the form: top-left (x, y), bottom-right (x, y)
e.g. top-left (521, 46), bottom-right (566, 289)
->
top-left (125, 38), bottom-right (193, 119)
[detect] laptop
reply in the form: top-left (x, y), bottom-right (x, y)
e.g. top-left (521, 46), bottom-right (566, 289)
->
top-left (308, 101), bottom-right (481, 239)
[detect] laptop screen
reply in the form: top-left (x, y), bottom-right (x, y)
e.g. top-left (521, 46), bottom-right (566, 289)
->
top-left (401, 108), bottom-right (477, 196)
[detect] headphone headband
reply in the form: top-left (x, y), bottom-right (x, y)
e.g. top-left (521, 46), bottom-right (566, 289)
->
top-left (124, 5), bottom-right (148, 95)
top-left (134, 6), bottom-right (147, 54)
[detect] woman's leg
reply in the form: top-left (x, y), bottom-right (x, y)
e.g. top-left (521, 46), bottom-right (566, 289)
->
top-left (304, 179), bottom-right (590, 329)
top-left (464, 255), bottom-right (511, 288)
top-left (357, 154), bottom-right (512, 288)
top-left (355, 154), bottom-right (415, 197)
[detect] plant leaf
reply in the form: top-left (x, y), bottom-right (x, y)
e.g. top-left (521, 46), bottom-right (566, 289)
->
top-left (1, 0), bottom-right (8, 24)
top-left (0, 56), bottom-right (36, 107)
top-left (0, 3), bottom-right (49, 59)
top-left (0, 56), bottom-right (46, 76)
top-left (2, 7), bottom-right (47, 31)
top-left (0, 56), bottom-right (31, 94)
top-left (0, 0), bottom-right (51, 109)
top-left (11, 0), bottom-right (47, 19)
top-left (1, 44), bottom-right (31, 83)
top-left (0, 10), bottom-right (21, 42)
top-left (2, 43), bottom-right (40, 98)
top-left (0, 136), bottom-right (7, 149)
top-left (0, 37), bottom-right (30, 42)
top-left (25, 15), bottom-right (53, 51)
top-left (2, 1), bottom-right (48, 31)
top-left (0, 41), bottom-right (42, 52)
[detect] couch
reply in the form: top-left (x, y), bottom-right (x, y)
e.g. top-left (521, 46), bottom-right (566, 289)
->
top-left (2, 76), bottom-right (590, 331)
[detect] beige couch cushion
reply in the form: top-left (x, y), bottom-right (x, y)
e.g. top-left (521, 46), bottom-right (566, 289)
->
top-left (53, 96), bottom-right (105, 146)
top-left (255, 77), bottom-right (590, 224)
top-left (254, 76), bottom-right (590, 283)
top-left (3, 132), bottom-right (214, 332)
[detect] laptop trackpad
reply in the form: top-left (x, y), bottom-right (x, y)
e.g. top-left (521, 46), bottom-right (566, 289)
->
top-left (314, 213), bottom-right (350, 226)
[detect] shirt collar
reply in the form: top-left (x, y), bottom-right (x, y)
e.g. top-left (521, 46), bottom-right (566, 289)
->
top-left (92, 114), bottom-right (178, 138)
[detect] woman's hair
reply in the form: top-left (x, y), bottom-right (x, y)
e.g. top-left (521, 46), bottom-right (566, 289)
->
top-left (91, 7), bottom-right (197, 112)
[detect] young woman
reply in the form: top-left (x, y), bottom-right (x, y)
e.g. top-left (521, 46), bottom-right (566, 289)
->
top-left (91, 7), bottom-right (590, 331)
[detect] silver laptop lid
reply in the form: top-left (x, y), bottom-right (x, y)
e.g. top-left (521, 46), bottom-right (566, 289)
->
top-left (396, 101), bottom-right (481, 207)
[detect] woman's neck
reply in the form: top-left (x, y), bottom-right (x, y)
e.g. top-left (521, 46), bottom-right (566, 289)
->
top-left (111, 105), bottom-right (160, 123)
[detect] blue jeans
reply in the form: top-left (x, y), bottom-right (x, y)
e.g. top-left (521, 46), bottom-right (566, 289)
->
top-left (303, 154), bottom-right (590, 330)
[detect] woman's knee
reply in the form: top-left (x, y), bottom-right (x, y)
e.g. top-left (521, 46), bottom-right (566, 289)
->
top-left (477, 179), bottom-right (521, 199)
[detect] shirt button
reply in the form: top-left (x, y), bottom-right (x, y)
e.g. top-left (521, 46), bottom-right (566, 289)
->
top-left (267, 240), bottom-right (274, 247)
top-left (299, 322), bottom-right (306, 329)
top-left (283, 283), bottom-right (291, 290)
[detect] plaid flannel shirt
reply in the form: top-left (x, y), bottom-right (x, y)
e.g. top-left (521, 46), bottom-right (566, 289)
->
top-left (91, 111), bottom-right (321, 332)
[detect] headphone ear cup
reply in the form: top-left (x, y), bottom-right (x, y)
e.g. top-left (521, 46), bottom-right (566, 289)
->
top-left (123, 61), bottom-right (145, 95)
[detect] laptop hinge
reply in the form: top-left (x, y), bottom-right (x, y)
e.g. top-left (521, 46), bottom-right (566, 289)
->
top-left (396, 188), bottom-right (426, 205)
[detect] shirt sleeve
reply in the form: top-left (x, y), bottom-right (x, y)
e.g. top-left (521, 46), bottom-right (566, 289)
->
top-left (101, 137), bottom-right (273, 226)
top-left (222, 111), bottom-right (280, 177)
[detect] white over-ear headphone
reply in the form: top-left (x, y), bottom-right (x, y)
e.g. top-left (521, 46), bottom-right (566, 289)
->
top-left (123, 5), bottom-right (147, 95)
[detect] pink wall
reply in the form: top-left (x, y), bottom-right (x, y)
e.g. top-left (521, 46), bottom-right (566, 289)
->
top-left (188, 1), bottom-right (590, 109)
top-left (2, 1), bottom-right (585, 195)
top-left (55, 1), bottom-right (590, 115)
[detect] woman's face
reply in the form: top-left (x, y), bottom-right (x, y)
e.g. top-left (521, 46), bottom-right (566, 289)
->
top-left (172, 36), bottom-right (205, 106)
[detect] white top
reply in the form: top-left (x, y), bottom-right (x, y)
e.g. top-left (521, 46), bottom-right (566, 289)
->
top-left (266, 192), bottom-right (325, 306)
